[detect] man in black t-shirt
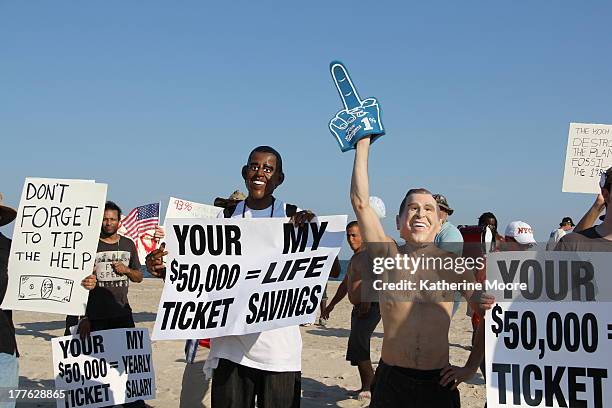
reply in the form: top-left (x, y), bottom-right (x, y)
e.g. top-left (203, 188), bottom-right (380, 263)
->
top-left (77, 201), bottom-right (143, 335)
top-left (77, 201), bottom-right (145, 408)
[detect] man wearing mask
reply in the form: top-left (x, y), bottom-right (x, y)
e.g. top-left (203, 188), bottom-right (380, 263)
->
top-left (146, 146), bottom-right (338, 408)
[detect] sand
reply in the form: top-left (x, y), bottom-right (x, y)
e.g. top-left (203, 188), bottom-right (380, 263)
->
top-left (13, 280), bottom-right (485, 407)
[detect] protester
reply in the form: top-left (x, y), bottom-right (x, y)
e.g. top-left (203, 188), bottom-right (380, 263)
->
top-left (477, 212), bottom-right (504, 245)
top-left (146, 146), bottom-right (339, 408)
top-left (0, 194), bottom-right (19, 408)
top-left (545, 217), bottom-right (575, 250)
top-left (1, 193), bottom-right (96, 408)
top-left (434, 194), bottom-right (464, 317)
top-left (434, 194), bottom-right (464, 256)
top-left (322, 221), bottom-right (363, 321)
top-left (503, 221), bottom-right (536, 251)
top-left (319, 198), bottom-right (384, 328)
top-left (208, 146), bottom-right (333, 407)
top-left (574, 193), bottom-right (606, 232)
top-left (557, 167), bottom-right (612, 251)
top-left (322, 221), bottom-right (381, 401)
top-left (77, 201), bottom-right (145, 407)
top-left (348, 137), bottom-right (493, 408)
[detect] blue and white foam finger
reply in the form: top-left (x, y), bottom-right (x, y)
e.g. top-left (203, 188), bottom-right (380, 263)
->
top-left (328, 61), bottom-right (385, 152)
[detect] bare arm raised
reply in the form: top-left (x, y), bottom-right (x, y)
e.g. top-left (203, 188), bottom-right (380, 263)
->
top-left (351, 138), bottom-right (391, 250)
top-left (575, 194), bottom-right (605, 232)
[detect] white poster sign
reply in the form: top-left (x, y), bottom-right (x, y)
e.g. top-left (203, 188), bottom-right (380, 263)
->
top-left (164, 197), bottom-right (222, 222)
top-left (562, 122), bottom-right (612, 193)
top-left (52, 328), bottom-right (155, 408)
top-left (1, 178), bottom-right (107, 315)
top-left (152, 215), bottom-right (346, 340)
top-left (485, 251), bottom-right (611, 408)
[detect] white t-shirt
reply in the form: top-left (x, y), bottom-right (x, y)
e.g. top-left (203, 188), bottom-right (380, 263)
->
top-left (546, 228), bottom-right (567, 250)
top-left (204, 199), bottom-right (303, 375)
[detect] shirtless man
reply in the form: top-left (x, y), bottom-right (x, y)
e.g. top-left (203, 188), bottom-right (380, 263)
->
top-left (322, 221), bottom-right (381, 400)
top-left (350, 137), bottom-right (492, 407)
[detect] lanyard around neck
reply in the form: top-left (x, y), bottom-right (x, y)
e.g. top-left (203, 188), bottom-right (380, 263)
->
top-left (242, 198), bottom-right (275, 218)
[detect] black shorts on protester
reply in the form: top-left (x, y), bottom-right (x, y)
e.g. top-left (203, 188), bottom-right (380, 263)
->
top-left (212, 358), bottom-right (301, 408)
top-left (346, 302), bottom-right (381, 365)
top-left (370, 360), bottom-right (460, 408)
top-left (88, 313), bottom-right (136, 331)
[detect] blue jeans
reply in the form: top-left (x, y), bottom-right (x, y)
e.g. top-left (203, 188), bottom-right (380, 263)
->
top-left (0, 352), bottom-right (19, 408)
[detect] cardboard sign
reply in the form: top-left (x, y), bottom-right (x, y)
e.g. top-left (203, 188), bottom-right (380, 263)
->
top-left (151, 215), bottom-right (346, 340)
top-left (562, 122), bottom-right (612, 193)
top-left (1, 178), bottom-right (106, 315)
top-left (164, 197), bottom-right (222, 222)
top-left (484, 251), bottom-right (611, 407)
top-left (52, 328), bottom-right (155, 408)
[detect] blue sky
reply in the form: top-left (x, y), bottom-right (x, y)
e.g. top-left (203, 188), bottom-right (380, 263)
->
top-left (2, 1), bottom-right (611, 257)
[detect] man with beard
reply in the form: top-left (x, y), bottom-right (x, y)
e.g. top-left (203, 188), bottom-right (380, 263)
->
top-left (77, 201), bottom-right (143, 333)
top-left (349, 137), bottom-right (493, 408)
top-left (76, 201), bottom-right (145, 406)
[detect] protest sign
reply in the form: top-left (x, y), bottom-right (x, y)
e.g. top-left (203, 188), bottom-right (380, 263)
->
top-left (151, 215), bottom-right (346, 340)
top-left (52, 328), bottom-right (155, 408)
top-left (485, 251), bottom-right (611, 407)
top-left (562, 122), bottom-right (612, 193)
top-left (1, 178), bottom-right (106, 315)
top-left (164, 196), bottom-right (222, 222)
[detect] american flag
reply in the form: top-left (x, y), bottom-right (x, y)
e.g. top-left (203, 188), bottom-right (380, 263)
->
top-left (121, 203), bottom-right (160, 240)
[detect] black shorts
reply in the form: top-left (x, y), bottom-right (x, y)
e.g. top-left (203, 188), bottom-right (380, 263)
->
top-left (346, 303), bottom-right (381, 365)
top-left (370, 360), bottom-right (460, 408)
top-left (212, 358), bottom-right (300, 408)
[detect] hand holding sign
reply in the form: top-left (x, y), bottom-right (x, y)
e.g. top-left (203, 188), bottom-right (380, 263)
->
top-left (328, 61), bottom-right (384, 152)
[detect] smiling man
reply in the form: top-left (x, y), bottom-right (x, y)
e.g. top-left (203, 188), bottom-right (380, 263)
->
top-left (146, 146), bottom-right (334, 408)
top-left (349, 137), bottom-right (492, 408)
top-left (205, 146), bottom-right (326, 408)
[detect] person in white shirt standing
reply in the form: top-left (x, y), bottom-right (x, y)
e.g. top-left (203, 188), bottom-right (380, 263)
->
top-left (146, 146), bottom-right (332, 408)
top-left (545, 217), bottom-right (574, 250)
top-left (206, 145), bottom-right (318, 408)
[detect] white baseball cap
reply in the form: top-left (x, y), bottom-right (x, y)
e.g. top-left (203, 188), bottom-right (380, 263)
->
top-left (505, 221), bottom-right (536, 245)
top-left (369, 196), bottom-right (386, 219)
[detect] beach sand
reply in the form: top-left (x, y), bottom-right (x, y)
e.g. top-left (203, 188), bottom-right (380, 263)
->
top-left (14, 280), bottom-right (485, 407)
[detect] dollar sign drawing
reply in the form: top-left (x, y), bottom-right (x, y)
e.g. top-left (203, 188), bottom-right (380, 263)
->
top-left (490, 304), bottom-right (503, 338)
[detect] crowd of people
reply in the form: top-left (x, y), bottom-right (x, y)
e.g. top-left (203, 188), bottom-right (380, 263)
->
top-left (1, 143), bottom-right (611, 407)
